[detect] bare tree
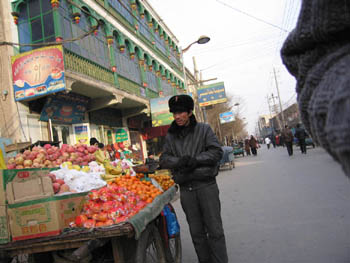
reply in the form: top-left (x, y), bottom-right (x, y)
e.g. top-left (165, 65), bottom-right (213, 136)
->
top-left (204, 95), bottom-right (247, 144)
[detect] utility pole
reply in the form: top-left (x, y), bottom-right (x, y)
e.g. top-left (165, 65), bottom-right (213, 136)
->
top-left (270, 93), bottom-right (282, 131)
top-left (273, 67), bottom-right (285, 128)
top-left (192, 56), bottom-right (218, 124)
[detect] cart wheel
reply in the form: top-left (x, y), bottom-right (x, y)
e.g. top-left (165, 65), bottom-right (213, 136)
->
top-left (135, 223), bottom-right (166, 263)
top-left (164, 232), bottom-right (182, 263)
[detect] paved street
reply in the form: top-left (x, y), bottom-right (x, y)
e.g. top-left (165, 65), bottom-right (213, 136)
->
top-left (172, 146), bottom-right (350, 263)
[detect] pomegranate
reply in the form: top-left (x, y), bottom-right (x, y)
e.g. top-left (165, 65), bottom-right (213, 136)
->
top-left (23, 160), bottom-right (33, 167)
top-left (15, 156), bottom-right (24, 165)
top-left (43, 144), bottom-right (51, 150)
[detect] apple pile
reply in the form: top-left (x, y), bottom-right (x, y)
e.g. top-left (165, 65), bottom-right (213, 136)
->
top-left (6, 144), bottom-right (98, 169)
top-left (44, 173), bottom-right (73, 195)
top-left (71, 184), bottom-right (148, 228)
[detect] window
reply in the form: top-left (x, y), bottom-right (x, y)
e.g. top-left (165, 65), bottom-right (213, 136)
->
top-left (113, 39), bottom-right (141, 84)
top-left (18, 0), bottom-right (55, 52)
top-left (58, 2), bottom-right (110, 69)
top-left (108, 0), bottom-right (133, 25)
top-left (161, 79), bottom-right (174, 96)
top-left (145, 70), bottom-right (158, 92)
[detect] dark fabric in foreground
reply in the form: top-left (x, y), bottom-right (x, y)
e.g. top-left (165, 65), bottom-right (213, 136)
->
top-left (281, 0), bottom-right (350, 175)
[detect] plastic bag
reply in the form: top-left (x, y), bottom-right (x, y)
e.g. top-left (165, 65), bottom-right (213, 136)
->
top-left (163, 205), bottom-right (180, 237)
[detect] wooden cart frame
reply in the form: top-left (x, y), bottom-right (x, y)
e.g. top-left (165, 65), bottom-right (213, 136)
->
top-left (0, 195), bottom-right (181, 263)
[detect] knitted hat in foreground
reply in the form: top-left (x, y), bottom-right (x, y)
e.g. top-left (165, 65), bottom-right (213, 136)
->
top-left (168, 95), bottom-right (194, 113)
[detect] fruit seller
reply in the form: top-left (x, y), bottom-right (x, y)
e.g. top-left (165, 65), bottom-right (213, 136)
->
top-left (160, 94), bottom-right (228, 263)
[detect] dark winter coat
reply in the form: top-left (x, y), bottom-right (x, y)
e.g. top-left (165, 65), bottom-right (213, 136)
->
top-left (294, 127), bottom-right (307, 140)
top-left (159, 115), bottom-right (223, 189)
top-left (282, 128), bottom-right (294, 143)
top-left (249, 137), bottom-right (257, 148)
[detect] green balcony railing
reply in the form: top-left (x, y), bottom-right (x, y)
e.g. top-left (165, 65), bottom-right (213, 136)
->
top-left (64, 50), bottom-right (115, 86)
top-left (118, 76), bottom-right (141, 96)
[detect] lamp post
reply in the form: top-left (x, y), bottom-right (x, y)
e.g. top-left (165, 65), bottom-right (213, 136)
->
top-left (181, 36), bottom-right (210, 93)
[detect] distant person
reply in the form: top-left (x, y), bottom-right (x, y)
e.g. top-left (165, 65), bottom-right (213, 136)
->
top-left (275, 134), bottom-right (280, 146)
top-left (265, 137), bottom-right (271, 149)
top-left (279, 133), bottom-right (285, 147)
top-left (244, 138), bottom-right (251, 156)
top-left (281, 1), bottom-right (350, 175)
top-left (271, 135), bottom-right (276, 148)
top-left (89, 137), bottom-right (99, 146)
top-left (294, 123), bottom-right (308, 154)
top-left (282, 125), bottom-right (294, 156)
top-left (249, 135), bottom-right (258, 156)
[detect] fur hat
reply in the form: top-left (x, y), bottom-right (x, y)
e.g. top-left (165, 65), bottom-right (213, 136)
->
top-left (168, 95), bottom-right (194, 113)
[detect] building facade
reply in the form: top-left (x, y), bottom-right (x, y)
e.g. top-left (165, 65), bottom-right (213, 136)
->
top-left (2, 0), bottom-right (186, 159)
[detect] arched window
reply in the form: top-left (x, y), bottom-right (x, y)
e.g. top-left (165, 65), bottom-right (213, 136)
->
top-left (18, 0), bottom-right (55, 52)
top-left (65, 8), bottom-right (110, 68)
top-left (92, 21), bottom-right (110, 69)
top-left (161, 69), bottom-right (173, 96)
top-left (154, 25), bottom-right (166, 55)
top-left (145, 59), bottom-right (158, 92)
top-left (59, 0), bottom-right (73, 50)
top-left (108, 0), bottom-right (133, 25)
top-left (113, 35), bottom-right (141, 84)
top-left (139, 10), bottom-right (151, 41)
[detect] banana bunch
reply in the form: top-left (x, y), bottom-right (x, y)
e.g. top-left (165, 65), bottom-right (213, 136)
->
top-left (104, 161), bottom-right (123, 175)
top-left (100, 173), bottom-right (120, 182)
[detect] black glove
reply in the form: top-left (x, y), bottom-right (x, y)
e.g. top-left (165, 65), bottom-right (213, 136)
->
top-left (186, 157), bottom-right (198, 170)
top-left (177, 155), bottom-right (191, 167)
top-left (180, 157), bottom-right (198, 173)
top-left (173, 174), bottom-right (188, 185)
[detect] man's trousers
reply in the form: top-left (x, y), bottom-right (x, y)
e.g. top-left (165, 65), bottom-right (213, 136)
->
top-left (180, 182), bottom-right (228, 263)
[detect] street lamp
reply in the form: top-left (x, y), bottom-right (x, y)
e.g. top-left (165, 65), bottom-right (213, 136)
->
top-left (182, 35), bottom-right (210, 53)
top-left (181, 36), bottom-right (210, 93)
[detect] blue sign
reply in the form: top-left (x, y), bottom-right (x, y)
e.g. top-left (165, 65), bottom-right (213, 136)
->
top-left (197, 82), bottom-right (227, 107)
top-left (40, 92), bottom-right (89, 124)
top-left (219, 111), bottom-right (235, 124)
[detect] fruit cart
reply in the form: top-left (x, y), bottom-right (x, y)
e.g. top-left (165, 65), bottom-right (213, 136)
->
top-left (220, 146), bottom-right (235, 170)
top-left (0, 185), bottom-right (181, 263)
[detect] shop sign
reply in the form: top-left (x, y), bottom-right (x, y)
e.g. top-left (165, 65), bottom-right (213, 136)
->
top-left (197, 82), bottom-right (227, 107)
top-left (115, 128), bottom-right (128, 142)
top-left (150, 96), bottom-right (174, 127)
top-left (40, 92), bottom-right (89, 124)
top-left (219, 111), bottom-right (235, 124)
top-left (11, 45), bottom-right (65, 101)
top-left (73, 124), bottom-right (90, 145)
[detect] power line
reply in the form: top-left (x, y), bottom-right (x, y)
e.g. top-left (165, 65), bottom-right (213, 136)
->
top-left (214, 0), bottom-right (289, 33)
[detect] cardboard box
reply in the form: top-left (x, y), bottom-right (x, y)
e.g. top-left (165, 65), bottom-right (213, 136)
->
top-left (0, 205), bottom-right (10, 244)
top-left (0, 168), bottom-right (56, 205)
top-left (8, 192), bottom-right (87, 241)
top-left (6, 176), bottom-right (54, 204)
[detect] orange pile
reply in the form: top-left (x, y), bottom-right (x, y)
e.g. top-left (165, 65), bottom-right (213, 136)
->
top-left (109, 174), bottom-right (162, 204)
top-left (148, 174), bottom-right (175, 191)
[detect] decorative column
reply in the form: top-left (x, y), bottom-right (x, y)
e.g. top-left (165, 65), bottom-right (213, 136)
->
top-left (51, 0), bottom-right (63, 42)
top-left (107, 36), bottom-right (119, 87)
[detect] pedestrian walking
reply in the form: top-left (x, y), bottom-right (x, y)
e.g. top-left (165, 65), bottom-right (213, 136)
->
top-left (271, 135), bottom-right (276, 148)
top-left (279, 133), bottom-right (285, 147)
top-left (249, 135), bottom-right (258, 156)
top-left (265, 137), bottom-right (271, 149)
top-left (159, 94), bottom-right (228, 263)
top-left (294, 123), bottom-right (308, 154)
top-left (244, 138), bottom-right (251, 156)
top-left (282, 125), bottom-right (294, 156)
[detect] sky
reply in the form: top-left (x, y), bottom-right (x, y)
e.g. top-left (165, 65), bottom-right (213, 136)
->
top-left (147, 0), bottom-right (301, 134)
